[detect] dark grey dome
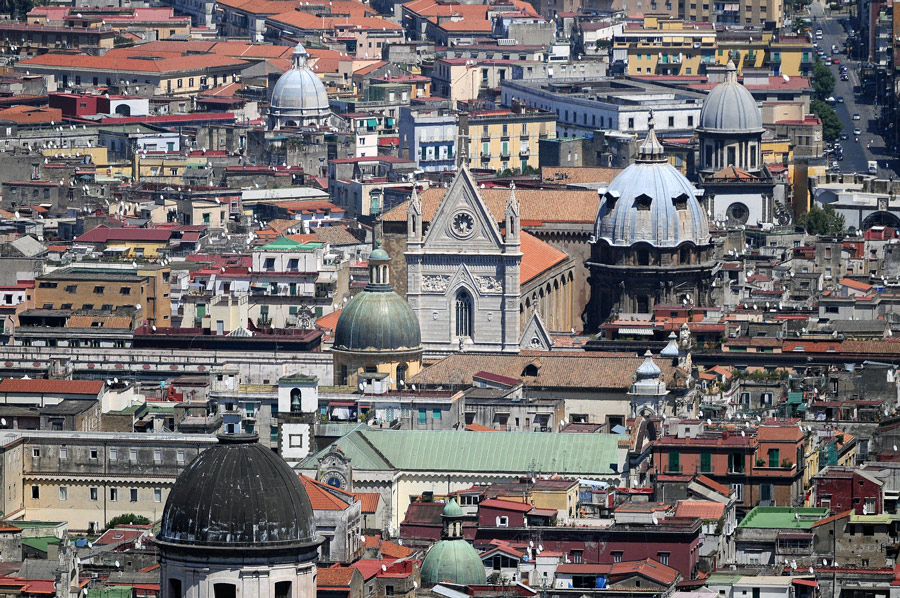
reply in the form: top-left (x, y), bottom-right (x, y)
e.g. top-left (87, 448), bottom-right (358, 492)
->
top-left (333, 287), bottom-right (422, 353)
top-left (158, 434), bottom-right (318, 549)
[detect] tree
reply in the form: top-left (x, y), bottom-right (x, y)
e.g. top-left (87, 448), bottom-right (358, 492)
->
top-left (811, 60), bottom-right (835, 101)
top-left (104, 513), bottom-right (151, 531)
top-left (798, 203), bottom-right (845, 235)
top-left (810, 99), bottom-right (842, 143)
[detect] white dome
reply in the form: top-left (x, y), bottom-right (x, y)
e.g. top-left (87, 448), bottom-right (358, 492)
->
top-left (269, 43), bottom-right (330, 124)
top-left (594, 120), bottom-right (710, 248)
top-left (698, 62), bottom-right (762, 133)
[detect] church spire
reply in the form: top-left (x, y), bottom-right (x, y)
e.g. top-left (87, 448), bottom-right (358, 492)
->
top-left (407, 184), bottom-right (422, 243)
top-left (505, 181), bottom-right (520, 246)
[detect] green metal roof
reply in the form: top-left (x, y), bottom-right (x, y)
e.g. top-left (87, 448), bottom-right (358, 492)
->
top-left (737, 507), bottom-right (830, 529)
top-left (260, 238), bottom-right (323, 251)
top-left (300, 429), bottom-right (621, 475)
top-left (87, 587), bottom-right (133, 598)
top-left (22, 536), bottom-right (59, 553)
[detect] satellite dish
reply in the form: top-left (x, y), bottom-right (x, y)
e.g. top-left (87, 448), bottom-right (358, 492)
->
top-left (115, 561), bottom-right (120, 568)
top-left (741, 430), bottom-right (746, 437)
top-left (398, 539), bottom-right (402, 545)
top-left (529, 540), bottom-right (534, 547)
top-left (707, 419), bottom-right (712, 426)
top-left (381, 565), bottom-right (387, 572)
top-left (0, 418), bottom-right (5, 426)
top-left (358, 382), bottom-right (365, 391)
top-left (411, 385), bottom-right (416, 392)
top-left (413, 582), bottom-right (418, 589)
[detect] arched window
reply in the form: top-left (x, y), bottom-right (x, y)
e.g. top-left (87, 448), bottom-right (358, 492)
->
top-left (456, 290), bottom-right (473, 337)
top-left (396, 363), bottom-right (408, 387)
top-left (290, 388), bottom-right (302, 412)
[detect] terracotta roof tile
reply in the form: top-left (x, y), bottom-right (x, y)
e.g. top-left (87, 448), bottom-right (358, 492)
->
top-left (609, 558), bottom-right (679, 586)
top-left (410, 352), bottom-right (683, 391)
top-left (67, 315), bottom-right (132, 329)
top-left (520, 230), bottom-right (567, 284)
top-left (317, 566), bottom-right (356, 588)
top-left (0, 379), bottom-right (104, 395)
top-left (354, 492), bottom-right (381, 513)
top-left (674, 500), bottom-right (725, 520)
top-left (541, 166), bottom-right (623, 185)
top-left (694, 474), bottom-right (731, 497)
top-left (18, 50), bottom-right (247, 74)
top-left (381, 187), bottom-right (601, 225)
top-left (300, 475), bottom-right (352, 511)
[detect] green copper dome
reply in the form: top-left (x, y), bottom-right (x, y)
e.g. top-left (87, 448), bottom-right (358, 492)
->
top-left (442, 499), bottom-right (463, 517)
top-left (421, 539), bottom-right (486, 587)
top-left (333, 287), bottom-right (421, 353)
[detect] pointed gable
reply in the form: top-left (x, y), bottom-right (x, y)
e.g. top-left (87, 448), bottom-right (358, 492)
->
top-left (423, 167), bottom-right (505, 252)
top-left (520, 310), bottom-right (554, 351)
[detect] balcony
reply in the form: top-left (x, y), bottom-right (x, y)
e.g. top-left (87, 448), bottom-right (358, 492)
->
top-left (519, 148), bottom-right (530, 156)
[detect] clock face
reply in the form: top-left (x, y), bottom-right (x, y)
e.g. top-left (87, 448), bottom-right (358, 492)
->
top-left (325, 473), bottom-right (345, 489)
top-left (451, 212), bottom-right (476, 239)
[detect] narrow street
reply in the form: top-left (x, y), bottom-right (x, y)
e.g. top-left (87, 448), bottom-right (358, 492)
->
top-left (813, 0), bottom-right (897, 176)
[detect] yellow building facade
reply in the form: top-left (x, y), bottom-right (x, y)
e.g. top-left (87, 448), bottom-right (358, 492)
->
top-left (465, 110), bottom-right (556, 173)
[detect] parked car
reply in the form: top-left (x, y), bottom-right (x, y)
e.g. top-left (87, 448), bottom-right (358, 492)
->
top-left (853, 113), bottom-right (861, 120)
top-left (853, 127), bottom-right (862, 135)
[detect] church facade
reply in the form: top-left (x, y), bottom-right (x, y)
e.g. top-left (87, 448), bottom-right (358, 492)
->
top-left (406, 167), bottom-right (522, 353)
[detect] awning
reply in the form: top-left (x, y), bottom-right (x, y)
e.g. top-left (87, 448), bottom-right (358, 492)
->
top-left (317, 271), bottom-right (338, 283)
top-left (617, 327), bottom-right (653, 335)
top-left (329, 401), bottom-right (355, 406)
top-left (367, 118), bottom-right (378, 127)
top-left (792, 579), bottom-right (818, 587)
top-left (102, 247), bottom-right (127, 253)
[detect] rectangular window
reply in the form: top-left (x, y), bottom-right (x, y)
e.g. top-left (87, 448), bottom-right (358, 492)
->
top-left (433, 409), bottom-right (441, 420)
top-left (700, 451), bottom-right (711, 472)
top-left (154, 449), bottom-right (162, 463)
top-left (59, 446), bottom-right (67, 459)
top-left (65, 285), bottom-right (77, 293)
top-left (729, 453), bottom-right (744, 473)
top-left (668, 451), bottom-right (680, 472)
top-left (93, 286), bottom-right (105, 294)
top-left (90, 487), bottom-right (98, 501)
top-left (31, 485), bottom-right (39, 499)
top-left (110, 488), bottom-right (118, 501)
top-left (129, 448), bottom-right (137, 462)
top-left (120, 287), bottom-right (131, 295)
top-left (32, 448), bottom-right (40, 458)
top-left (612, 552), bottom-right (623, 563)
top-left (154, 488), bottom-right (162, 503)
top-left (657, 552), bottom-right (669, 566)
top-left (110, 448), bottom-right (117, 460)
top-left (130, 488), bottom-right (138, 502)
top-left (176, 450), bottom-right (185, 464)
top-left (768, 448), bottom-right (780, 468)
top-left (90, 448), bottom-right (98, 460)
top-left (418, 409), bottom-right (427, 425)
top-left (59, 487), bottom-right (67, 501)
top-left (731, 483), bottom-right (744, 502)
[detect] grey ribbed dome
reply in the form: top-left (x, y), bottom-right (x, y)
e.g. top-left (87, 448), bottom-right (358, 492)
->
top-left (698, 62), bottom-right (763, 133)
top-left (594, 120), bottom-right (710, 248)
top-left (158, 435), bottom-right (319, 550)
top-left (270, 43), bottom-right (329, 117)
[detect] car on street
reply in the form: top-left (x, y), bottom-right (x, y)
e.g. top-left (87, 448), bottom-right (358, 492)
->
top-left (840, 132), bottom-right (849, 140)
top-left (853, 127), bottom-right (862, 135)
top-left (853, 113), bottom-right (861, 120)
top-left (833, 58), bottom-right (841, 64)
top-left (836, 96), bottom-right (844, 103)
top-left (841, 73), bottom-right (849, 80)
top-left (825, 58), bottom-right (832, 65)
